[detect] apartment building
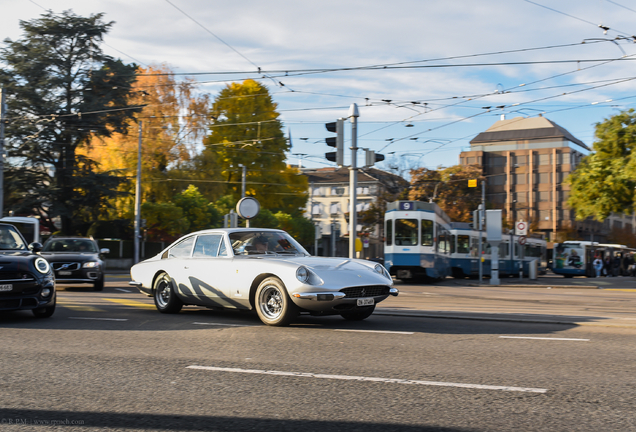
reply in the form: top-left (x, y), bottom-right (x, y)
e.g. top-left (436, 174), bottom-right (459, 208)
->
top-left (459, 115), bottom-right (633, 242)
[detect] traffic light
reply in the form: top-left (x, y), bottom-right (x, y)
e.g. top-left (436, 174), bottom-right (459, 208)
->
top-left (363, 148), bottom-right (385, 168)
top-left (325, 119), bottom-right (344, 166)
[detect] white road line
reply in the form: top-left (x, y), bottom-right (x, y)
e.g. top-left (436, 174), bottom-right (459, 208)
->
top-left (186, 365), bottom-right (547, 393)
top-left (499, 336), bottom-right (589, 341)
top-left (115, 288), bottom-right (131, 293)
top-left (192, 322), bottom-right (257, 327)
top-left (69, 317), bottom-right (128, 322)
top-left (334, 329), bottom-right (414, 335)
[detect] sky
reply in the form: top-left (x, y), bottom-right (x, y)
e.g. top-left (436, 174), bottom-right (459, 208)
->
top-left (3, 0), bottom-right (636, 175)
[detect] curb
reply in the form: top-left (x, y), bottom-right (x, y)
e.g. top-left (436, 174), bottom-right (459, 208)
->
top-left (466, 284), bottom-right (599, 289)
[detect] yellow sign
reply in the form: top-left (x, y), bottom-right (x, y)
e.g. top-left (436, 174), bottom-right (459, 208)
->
top-left (468, 179), bottom-right (477, 188)
top-left (355, 237), bottom-right (363, 252)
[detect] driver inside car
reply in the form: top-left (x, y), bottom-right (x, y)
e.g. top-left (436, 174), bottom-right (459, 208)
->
top-left (253, 236), bottom-right (268, 253)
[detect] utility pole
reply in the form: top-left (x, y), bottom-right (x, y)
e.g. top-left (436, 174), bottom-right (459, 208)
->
top-left (134, 121), bottom-right (142, 264)
top-left (348, 103), bottom-right (359, 259)
top-left (0, 86), bottom-right (6, 218)
top-left (478, 179), bottom-right (486, 284)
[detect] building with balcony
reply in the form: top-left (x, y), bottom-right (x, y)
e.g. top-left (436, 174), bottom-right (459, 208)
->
top-left (302, 167), bottom-right (407, 257)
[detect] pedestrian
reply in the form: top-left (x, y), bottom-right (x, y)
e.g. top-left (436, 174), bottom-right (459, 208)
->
top-left (604, 256), bottom-right (611, 277)
top-left (593, 256), bottom-right (603, 278)
top-left (613, 254), bottom-right (622, 277)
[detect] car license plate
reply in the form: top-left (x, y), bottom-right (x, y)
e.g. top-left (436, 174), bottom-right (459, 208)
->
top-left (58, 271), bottom-right (72, 275)
top-left (0, 284), bottom-right (13, 292)
top-left (357, 297), bottom-right (374, 306)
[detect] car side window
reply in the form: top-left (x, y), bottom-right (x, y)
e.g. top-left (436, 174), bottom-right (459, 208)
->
top-left (167, 237), bottom-right (195, 259)
top-left (193, 234), bottom-right (223, 258)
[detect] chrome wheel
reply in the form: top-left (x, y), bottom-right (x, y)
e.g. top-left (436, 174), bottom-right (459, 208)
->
top-left (255, 277), bottom-right (298, 326)
top-left (153, 273), bottom-right (183, 314)
top-left (258, 284), bottom-right (283, 320)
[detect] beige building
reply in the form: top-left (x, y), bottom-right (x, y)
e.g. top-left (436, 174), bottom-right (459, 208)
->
top-left (302, 167), bottom-right (407, 257)
top-left (459, 115), bottom-right (633, 242)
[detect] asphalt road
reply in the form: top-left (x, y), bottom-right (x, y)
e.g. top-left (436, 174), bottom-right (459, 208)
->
top-left (0, 274), bottom-right (634, 431)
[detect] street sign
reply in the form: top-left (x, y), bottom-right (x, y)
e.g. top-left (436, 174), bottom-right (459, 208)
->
top-left (468, 179), bottom-right (477, 188)
top-left (515, 220), bottom-right (528, 236)
top-left (518, 236), bottom-right (527, 245)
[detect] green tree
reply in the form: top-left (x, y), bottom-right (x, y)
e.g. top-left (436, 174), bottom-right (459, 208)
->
top-left (173, 185), bottom-right (221, 232)
top-left (408, 165), bottom-right (483, 222)
top-left (141, 201), bottom-right (188, 242)
top-left (567, 109), bottom-right (636, 221)
top-left (197, 79), bottom-right (308, 214)
top-left (0, 11), bottom-right (140, 234)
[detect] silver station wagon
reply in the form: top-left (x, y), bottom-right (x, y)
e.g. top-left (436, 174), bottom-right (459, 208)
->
top-left (130, 228), bottom-right (398, 326)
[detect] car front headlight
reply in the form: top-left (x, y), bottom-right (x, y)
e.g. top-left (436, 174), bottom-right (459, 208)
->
top-left (83, 261), bottom-right (99, 268)
top-left (374, 263), bottom-right (391, 280)
top-left (296, 266), bottom-right (310, 283)
top-left (35, 257), bottom-right (50, 274)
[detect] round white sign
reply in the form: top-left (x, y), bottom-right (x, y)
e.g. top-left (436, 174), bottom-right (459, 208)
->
top-left (236, 197), bottom-right (260, 219)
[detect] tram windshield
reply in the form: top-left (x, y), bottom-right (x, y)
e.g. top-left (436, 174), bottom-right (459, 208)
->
top-left (394, 219), bottom-right (418, 246)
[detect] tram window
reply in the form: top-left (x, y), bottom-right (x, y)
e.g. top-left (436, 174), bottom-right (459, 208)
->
top-left (450, 235), bottom-right (456, 254)
top-left (457, 235), bottom-right (470, 254)
top-left (471, 236), bottom-right (479, 257)
top-left (395, 219), bottom-right (418, 246)
top-left (483, 238), bottom-right (491, 254)
top-left (421, 220), bottom-right (433, 246)
top-left (385, 220), bottom-right (393, 246)
top-left (499, 242), bottom-right (508, 258)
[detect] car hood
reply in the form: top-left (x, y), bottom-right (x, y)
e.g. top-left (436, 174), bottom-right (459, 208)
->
top-left (40, 252), bottom-right (100, 262)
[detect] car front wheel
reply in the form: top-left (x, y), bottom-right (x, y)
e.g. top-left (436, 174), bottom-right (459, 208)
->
top-left (255, 277), bottom-right (297, 326)
top-left (340, 305), bottom-right (375, 321)
top-left (154, 273), bottom-right (183, 314)
top-left (93, 277), bottom-right (104, 291)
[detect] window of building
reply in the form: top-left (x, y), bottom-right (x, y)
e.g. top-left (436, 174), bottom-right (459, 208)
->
top-left (491, 174), bottom-right (506, 185)
top-left (330, 202), bottom-right (341, 215)
top-left (331, 187), bottom-right (345, 196)
top-left (514, 192), bottom-right (527, 203)
top-left (560, 190), bottom-right (570, 201)
top-left (467, 157), bottom-right (476, 164)
top-left (514, 155), bottom-right (527, 167)
top-left (356, 201), bottom-right (371, 212)
top-left (514, 173), bottom-right (527, 185)
top-left (489, 155), bottom-right (506, 167)
top-left (537, 154), bottom-right (552, 165)
top-left (538, 191), bottom-right (551, 202)
top-left (539, 210), bottom-right (551, 221)
top-left (312, 187), bottom-right (322, 196)
top-left (311, 203), bottom-right (322, 216)
top-left (536, 172), bottom-right (551, 184)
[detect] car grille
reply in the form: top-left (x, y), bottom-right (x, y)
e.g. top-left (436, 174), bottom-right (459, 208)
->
top-left (339, 285), bottom-right (390, 298)
top-left (0, 271), bottom-right (35, 282)
top-left (52, 262), bottom-right (81, 271)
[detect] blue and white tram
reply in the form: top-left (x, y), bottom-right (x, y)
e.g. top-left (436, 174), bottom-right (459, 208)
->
top-left (384, 201), bottom-right (452, 281)
top-left (448, 223), bottom-right (547, 278)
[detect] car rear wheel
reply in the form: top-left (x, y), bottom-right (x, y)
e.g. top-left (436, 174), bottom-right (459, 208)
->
top-left (154, 272), bottom-right (183, 314)
top-left (32, 300), bottom-right (56, 318)
top-left (255, 277), bottom-right (297, 326)
top-left (340, 305), bottom-right (375, 321)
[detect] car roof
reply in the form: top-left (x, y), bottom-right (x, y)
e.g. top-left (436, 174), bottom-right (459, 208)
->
top-left (186, 227), bottom-right (285, 236)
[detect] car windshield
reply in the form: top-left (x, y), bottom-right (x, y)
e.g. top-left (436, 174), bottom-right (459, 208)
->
top-left (0, 225), bottom-right (28, 250)
top-left (229, 231), bottom-right (308, 256)
top-left (43, 239), bottom-right (98, 253)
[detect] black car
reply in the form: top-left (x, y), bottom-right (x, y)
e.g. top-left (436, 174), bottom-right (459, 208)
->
top-left (41, 237), bottom-right (109, 291)
top-left (0, 223), bottom-right (56, 318)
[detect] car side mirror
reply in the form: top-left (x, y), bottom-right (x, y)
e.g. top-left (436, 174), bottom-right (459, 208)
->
top-left (100, 248), bottom-right (110, 255)
top-left (29, 242), bottom-right (43, 253)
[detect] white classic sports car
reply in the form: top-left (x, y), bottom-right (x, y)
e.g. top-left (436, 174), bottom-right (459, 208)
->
top-left (129, 228), bottom-right (398, 326)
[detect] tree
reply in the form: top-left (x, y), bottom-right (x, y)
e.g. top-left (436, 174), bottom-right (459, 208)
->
top-left (0, 11), bottom-right (140, 234)
top-left (197, 79), bottom-right (308, 214)
top-left (567, 109), bottom-right (636, 221)
top-left (172, 185), bottom-right (222, 232)
top-left (408, 165), bottom-right (483, 222)
top-left (80, 64), bottom-right (217, 221)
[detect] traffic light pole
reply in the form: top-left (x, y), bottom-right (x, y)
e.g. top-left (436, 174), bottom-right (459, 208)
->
top-left (348, 103), bottom-right (359, 259)
top-left (0, 87), bottom-right (6, 218)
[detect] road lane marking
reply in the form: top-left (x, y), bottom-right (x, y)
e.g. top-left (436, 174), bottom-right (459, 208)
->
top-left (57, 301), bottom-right (102, 312)
top-left (69, 317), bottom-right (128, 321)
top-left (186, 365), bottom-right (547, 393)
top-left (334, 329), bottom-right (414, 335)
top-left (102, 298), bottom-right (156, 309)
top-left (192, 322), bottom-right (257, 327)
top-left (115, 288), bottom-right (132, 293)
top-left (604, 289), bottom-right (636, 292)
top-left (499, 336), bottom-right (589, 341)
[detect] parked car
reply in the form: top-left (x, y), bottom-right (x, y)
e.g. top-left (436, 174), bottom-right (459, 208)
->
top-left (0, 223), bottom-right (56, 318)
top-left (129, 228), bottom-right (398, 326)
top-left (41, 237), bottom-right (109, 291)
